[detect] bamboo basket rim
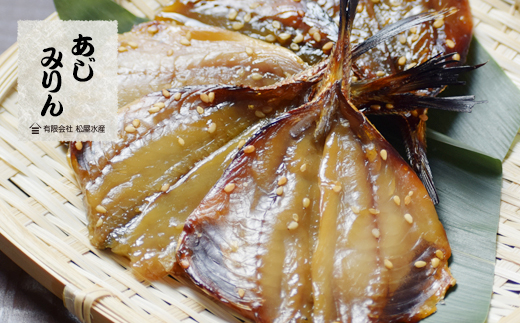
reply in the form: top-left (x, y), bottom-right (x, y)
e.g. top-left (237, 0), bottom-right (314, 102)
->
top-left (1, 0), bottom-right (520, 322)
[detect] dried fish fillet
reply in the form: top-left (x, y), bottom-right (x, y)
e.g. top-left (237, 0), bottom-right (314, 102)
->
top-left (118, 21), bottom-right (307, 107)
top-left (70, 78), bottom-right (317, 271)
top-left (177, 0), bottom-right (457, 321)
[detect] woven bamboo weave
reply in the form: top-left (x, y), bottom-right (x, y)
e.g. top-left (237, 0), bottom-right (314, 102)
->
top-left (0, 0), bottom-right (519, 322)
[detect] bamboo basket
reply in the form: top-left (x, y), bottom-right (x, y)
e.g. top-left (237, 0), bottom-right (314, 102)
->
top-left (0, 0), bottom-right (519, 322)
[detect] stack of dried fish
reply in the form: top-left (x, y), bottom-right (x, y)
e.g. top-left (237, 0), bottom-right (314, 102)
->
top-left (70, 0), bottom-right (481, 320)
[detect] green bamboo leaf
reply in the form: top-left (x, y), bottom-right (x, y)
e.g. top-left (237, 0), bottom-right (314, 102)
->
top-left (429, 38), bottom-right (520, 161)
top-left (53, 0), bottom-right (148, 33)
top-left (423, 141), bottom-right (501, 323)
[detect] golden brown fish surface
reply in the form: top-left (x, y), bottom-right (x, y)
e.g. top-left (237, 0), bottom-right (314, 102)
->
top-left (117, 20), bottom-right (308, 107)
top-left (70, 74), bottom-right (319, 276)
top-left (177, 1), bottom-right (456, 321)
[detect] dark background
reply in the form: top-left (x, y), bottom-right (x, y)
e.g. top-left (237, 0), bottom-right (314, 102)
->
top-left (0, 0), bottom-right (80, 322)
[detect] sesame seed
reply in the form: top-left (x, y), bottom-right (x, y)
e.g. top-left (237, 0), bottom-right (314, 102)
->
top-left (167, 49), bottom-right (174, 56)
top-left (293, 34), bottom-right (304, 43)
top-left (453, 53), bottom-right (461, 61)
top-left (238, 288), bottom-right (245, 298)
top-left (398, 56), bottom-right (406, 66)
top-left (406, 62), bottom-right (417, 69)
top-left (173, 92), bottom-right (181, 101)
top-left (293, 0), bottom-right (301, 2)
top-left (371, 0), bottom-right (380, 3)
top-left (431, 258), bottom-right (440, 268)
top-left (313, 32), bottom-right (321, 42)
top-left (276, 186), bottom-right (284, 196)
top-left (272, 21), bottom-right (281, 29)
top-left (278, 176), bottom-right (287, 186)
top-left (322, 42), bottom-right (334, 51)
top-left (380, 149), bottom-right (388, 160)
top-left (309, 27), bottom-right (319, 35)
top-left (245, 47), bottom-right (254, 55)
top-left (410, 27), bottom-right (417, 34)
top-left (228, 9), bottom-right (238, 20)
top-left (178, 137), bottom-right (185, 146)
top-left (200, 93), bottom-right (209, 103)
top-left (147, 25), bottom-right (158, 34)
top-left (180, 37), bottom-right (191, 46)
top-left (292, 213), bottom-right (299, 222)
top-left (357, 4), bottom-right (364, 12)
top-left (96, 205), bottom-right (107, 213)
top-left (398, 35), bottom-right (407, 44)
top-left (208, 122), bottom-right (217, 133)
top-left (411, 34), bottom-right (419, 42)
top-left (248, 104), bottom-right (255, 110)
top-left (404, 213), bottom-right (413, 224)
top-left (287, 221), bottom-right (298, 230)
top-left (161, 183), bottom-right (170, 192)
top-left (244, 13), bottom-right (252, 23)
top-left (298, 10), bottom-right (305, 16)
top-left (154, 102), bottom-right (165, 109)
top-left (96, 218), bottom-right (103, 227)
top-left (279, 33), bottom-right (291, 41)
top-left (371, 104), bottom-right (381, 110)
top-left (208, 92), bottom-right (215, 103)
top-left (118, 46), bottom-right (127, 53)
top-left (161, 89), bottom-right (170, 99)
top-left (224, 183), bottom-right (236, 193)
top-left (384, 259), bottom-right (394, 269)
top-left (180, 259), bottom-right (190, 269)
top-left (369, 208), bottom-right (380, 215)
top-left (300, 163), bottom-right (307, 172)
top-left (262, 106), bottom-right (272, 114)
top-left (303, 197), bottom-right (310, 208)
top-left (128, 41), bottom-right (139, 49)
top-left (254, 110), bottom-right (266, 118)
top-left (196, 106), bottom-right (204, 114)
top-left (376, 71), bottom-right (385, 77)
top-left (237, 139), bottom-right (246, 149)
top-left (290, 43), bottom-right (299, 51)
top-left (251, 73), bottom-right (263, 81)
top-left (408, 191), bottom-right (413, 196)
top-left (132, 119), bottom-right (141, 128)
top-left (265, 34), bottom-right (276, 42)
top-left (244, 145), bottom-right (256, 153)
top-left (436, 250), bottom-right (444, 259)
top-left (148, 106), bottom-right (160, 113)
top-left (233, 22), bottom-right (244, 30)
top-left (352, 76), bottom-right (358, 82)
top-left (404, 195), bottom-right (412, 205)
top-left (230, 240), bottom-right (239, 251)
top-left (333, 184), bottom-right (342, 192)
top-left (125, 125), bottom-right (136, 133)
top-left (414, 261), bottom-right (427, 268)
top-left (393, 195), bottom-right (401, 206)
top-left (386, 103), bottom-right (394, 109)
top-left (372, 228), bottom-right (380, 238)
top-left (75, 142), bottom-right (83, 150)
top-left (351, 206), bottom-right (360, 214)
top-left (446, 39), bottom-right (455, 48)
top-left (433, 18), bottom-right (444, 28)
top-left (250, 2), bottom-right (260, 8)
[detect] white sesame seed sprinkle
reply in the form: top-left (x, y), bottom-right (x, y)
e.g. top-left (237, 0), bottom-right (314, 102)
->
top-left (96, 205), bottom-right (107, 213)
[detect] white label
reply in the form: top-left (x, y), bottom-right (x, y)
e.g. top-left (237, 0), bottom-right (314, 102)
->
top-left (17, 20), bottom-right (118, 141)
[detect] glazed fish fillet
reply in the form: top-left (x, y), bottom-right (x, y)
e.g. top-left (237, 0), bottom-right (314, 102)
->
top-left (117, 21), bottom-right (308, 107)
